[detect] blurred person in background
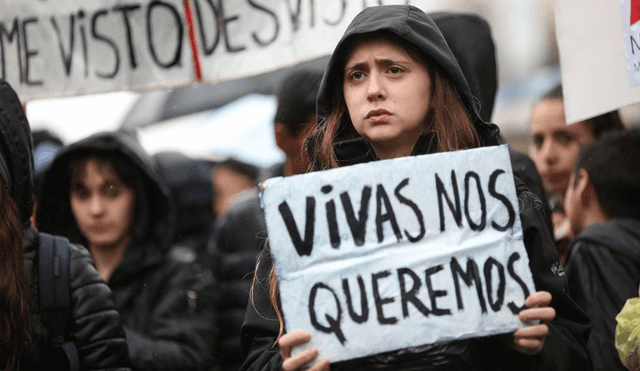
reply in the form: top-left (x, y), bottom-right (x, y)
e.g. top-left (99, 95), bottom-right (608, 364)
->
top-left (208, 67), bottom-right (324, 371)
top-left (36, 130), bottom-right (217, 371)
top-left (0, 80), bottom-right (130, 370)
top-left (529, 84), bottom-right (626, 261)
top-left (30, 129), bottom-right (64, 225)
top-left (562, 129), bottom-right (640, 370)
top-left (211, 157), bottom-right (260, 218)
top-left (153, 151), bottom-right (214, 269)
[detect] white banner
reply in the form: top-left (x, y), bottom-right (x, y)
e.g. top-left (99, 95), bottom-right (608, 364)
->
top-left (555, 0), bottom-right (640, 124)
top-left (2, 0), bottom-right (446, 101)
top-left (262, 145), bottom-right (536, 364)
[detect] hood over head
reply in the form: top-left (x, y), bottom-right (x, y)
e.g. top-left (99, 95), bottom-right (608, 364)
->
top-left (314, 5), bottom-right (499, 160)
top-left (0, 80), bottom-right (34, 227)
top-left (36, 130), bottom-right (173, 252)
top-left (429, 12), bottom-right (497, 123)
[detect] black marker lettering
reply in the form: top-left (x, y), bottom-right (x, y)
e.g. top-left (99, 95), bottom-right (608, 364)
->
top-left (375, 184), bottom-right (402, 243)
top-left (0, 19), bottom-right (21, 81)
top-left (372, 270), bottom-right (397, 325)
top-left (22, 17), bottom-right (42, 85)
top-left (488, 169), bottom-right (516, 232)
top-left (324, 0), bottom-right (346, 25)
top-left (193, 0), bottom-right (220, 56)
top-left (278, 198), bottom-right (315, 256)
top-left (484, 257), bottom-right (506, 312)
top-left (398, 267), bottom-right (430, 318)
top-left (147, 1), bottom-right (183, 68)
top-left (507, 252), bottom-right (531, 314)
top-left (450, 257), bottom-right (486, 313)
top-left (219, 0), bottom-right (245, 52)
top-left (309, 282), bottom-right (346, 344)
top-left (340, 186), bottom-right (371, 246)
top-left (322, 185), bottom-right (340, 248)
top-left (342, 276), bottom-right (368, 323)
top-left (92, 10), bottom-right (120, 79)
top-left (425, 265), bottom-right (451, 316)
top-left (113, 4), bottom-right (141, 69)
top-left (50, 15), bottom-right (75, 76)
top-left (77, 10), bottom-right (89, 77)
top-left (395, 178), bottom-right (425, 242)
top-left (464, 171), bottom-right (486, 231)
top-left (436, 170), bottom-right (462, 232)
top-left (248, 0), bottom-right (279, 46)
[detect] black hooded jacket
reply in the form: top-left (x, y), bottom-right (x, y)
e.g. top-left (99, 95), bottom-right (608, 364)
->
top-left (37, 131), bottom-right (217, 371)
top-left (0, 80), bottom-right (130, 370)
top-left (241, 6), bottom-right (590, 371)
top-left (564, 219), bottom-right (640, 371)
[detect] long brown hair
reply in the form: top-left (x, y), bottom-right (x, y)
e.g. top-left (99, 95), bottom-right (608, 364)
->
top-left (0, 182), bottom-right (30, 366)
top-left (307, 32), bottom-right (481, 171)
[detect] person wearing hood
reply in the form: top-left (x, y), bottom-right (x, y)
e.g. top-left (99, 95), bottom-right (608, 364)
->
top-left (0, 80), bottom-right (130, 370)
top-left (36, 130), bottom-right (217, 371)
top-left (562, 129), bottom-right (640, 371)
top-left (241, 5), bottom-right (590, 371)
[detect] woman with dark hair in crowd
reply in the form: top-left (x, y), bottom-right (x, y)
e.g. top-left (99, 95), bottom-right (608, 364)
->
top-left (241, 5), bottom-right (591, 371)
top-left (36, 131), bottom-right (217, 371)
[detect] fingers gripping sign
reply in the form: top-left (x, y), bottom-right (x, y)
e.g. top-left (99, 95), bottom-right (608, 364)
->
top-left (511, 291), bottom-right (555, 355)
top-left (280, 331), bottom-right (331, 371)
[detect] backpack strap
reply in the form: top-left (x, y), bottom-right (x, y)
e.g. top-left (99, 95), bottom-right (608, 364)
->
top-left (38, 232), bottom-right (79, 371)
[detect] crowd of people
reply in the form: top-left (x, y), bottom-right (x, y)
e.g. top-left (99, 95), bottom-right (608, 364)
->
top-left (1, 4), bottom-right (639, 371)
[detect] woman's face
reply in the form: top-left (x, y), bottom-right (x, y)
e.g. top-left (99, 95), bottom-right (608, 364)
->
top-left (70, 158), bottom-right (136, 252)
top-left (529, 99), bottom-right (595, 198)
top-left (343, 36), bottom-right (432, 159)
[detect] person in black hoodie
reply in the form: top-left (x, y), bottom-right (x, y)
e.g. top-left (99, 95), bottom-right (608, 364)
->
top-left (241, 5), bottom-right (590, 371)
top-left (0, 80), bottom-right (130, 370)
top-left (563, 129), bottom-right (640, 371)
top-left (36, 131), bottom-right (217, 371)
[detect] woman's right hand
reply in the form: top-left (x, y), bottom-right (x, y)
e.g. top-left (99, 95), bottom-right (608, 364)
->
top-left (279, 331), bottom-right (330, 371)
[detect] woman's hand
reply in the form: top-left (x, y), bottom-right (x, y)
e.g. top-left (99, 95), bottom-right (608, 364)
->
top-left (279, 331), bottom-right (330, 371)
top-left (511, 291), bottom-right (556, 355)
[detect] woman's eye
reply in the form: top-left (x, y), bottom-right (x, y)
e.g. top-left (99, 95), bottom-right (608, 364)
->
top-left (557, 133), bottom-right (573, 145)
top-left (71, 189), bottom-right (89, 200)
top-left (531, 135), bottom-right (543, 148)
top-left (350, 71), bottom-right (364, 80)
top-left (103, 185), bottom-right (121, 198)
top-left (388, 66), bottom-right (401, 74)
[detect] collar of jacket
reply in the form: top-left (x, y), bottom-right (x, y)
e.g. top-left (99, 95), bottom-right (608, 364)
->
top-left (334, 131), bottom-right (438, 167)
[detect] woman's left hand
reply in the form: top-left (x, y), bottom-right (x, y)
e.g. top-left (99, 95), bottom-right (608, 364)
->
top-left (511, 291), bottom-right (555, 355)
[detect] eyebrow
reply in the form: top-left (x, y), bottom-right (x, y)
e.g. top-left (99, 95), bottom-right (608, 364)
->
top-left (344, 57), bottom-right (411, 73)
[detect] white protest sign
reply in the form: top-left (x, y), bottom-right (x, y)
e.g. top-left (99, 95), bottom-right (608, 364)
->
top-left (262, 145), bottom-right (536, 364)
top-left (2, 0), bottom-right (457, 101)
top-left (555, 0), bottom-right (640, 124)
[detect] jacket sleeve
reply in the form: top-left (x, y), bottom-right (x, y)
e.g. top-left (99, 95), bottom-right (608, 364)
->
top-left (512, 184), bottom-right (592, 371)
top-left (240, 247), bottom-right (284, 371)
top-left (125, 258), bottom-right (217, 371)
top-left (68, 243), bottom-right (131, 371)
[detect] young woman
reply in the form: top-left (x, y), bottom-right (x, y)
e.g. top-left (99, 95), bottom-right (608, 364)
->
top-left (0, 80), bottom-right (130, 370)
top-left (36, 131), bottom-right (217, 371)
top-left (241, 6), bottom-right (590, 371)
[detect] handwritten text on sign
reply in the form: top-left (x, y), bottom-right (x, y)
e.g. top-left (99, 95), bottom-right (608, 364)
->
top-left (1, 0), bottom-right (426, 100)
top-left (262, 145), bottom-right (536, 364)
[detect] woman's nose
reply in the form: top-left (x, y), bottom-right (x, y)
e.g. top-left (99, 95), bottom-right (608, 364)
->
top-left (540, 139), bottom-right (558, 164)
top-left (367, 74), bottom-right (386, 102)
top-left (89, 196), bottom-right (104, 214)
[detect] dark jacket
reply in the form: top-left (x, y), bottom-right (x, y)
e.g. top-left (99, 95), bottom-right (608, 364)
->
top-left (564, 219), bottom-right (640, 371)
top-left (208, 189), bottom-right (268, 371)
top-left (4, 228), bottom-right (132, 370)
top-left (0, 79), bottom-right (130, 370)
top-left (241, 6), bottom-right (590, 371)
top-left (37, 131), bottom-right (217, 371)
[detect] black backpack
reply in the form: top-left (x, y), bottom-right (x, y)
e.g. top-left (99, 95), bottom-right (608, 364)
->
top-left (38, 232), bottom-right (79, 371)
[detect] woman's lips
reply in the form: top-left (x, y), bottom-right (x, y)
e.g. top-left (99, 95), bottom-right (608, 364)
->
top-left (366, 109), bottom-right (390, 123)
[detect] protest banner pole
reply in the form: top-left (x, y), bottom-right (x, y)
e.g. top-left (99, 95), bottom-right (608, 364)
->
top-left (183, 0), bottom-right (202, 81)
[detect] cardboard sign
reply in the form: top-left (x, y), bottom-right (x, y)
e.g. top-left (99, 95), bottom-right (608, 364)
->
top-left (262, 145), bottom-right (536, 364)
top-left (556, 0), bottom-right (640, 123)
